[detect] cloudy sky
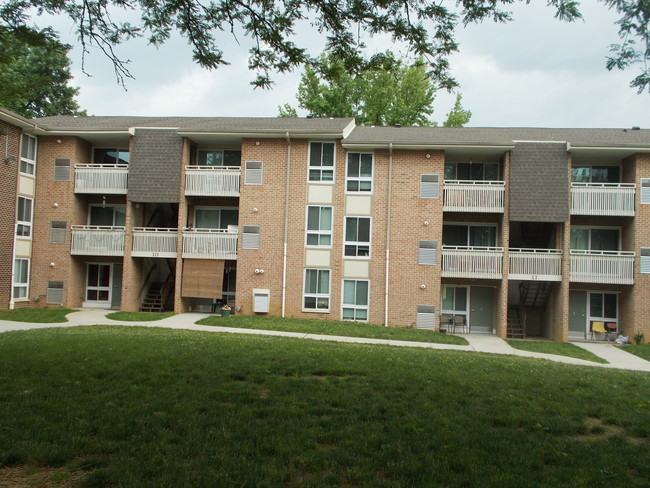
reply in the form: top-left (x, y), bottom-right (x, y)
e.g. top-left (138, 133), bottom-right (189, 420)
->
top-left (47, 2), bottom-right (649, 128)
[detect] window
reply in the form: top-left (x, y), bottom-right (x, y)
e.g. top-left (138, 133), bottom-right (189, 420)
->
top-left (416, 305), bottom-right (436, 330)
top-left (194, 208), bottom-right (238, 229)
top-left (303, 268), bottom-right (330, 311)
top-left (46, 281), bottom-right (64, 305)
top-left (16, 197), bottom-right (33, 237)
top-left (642, 178), bottom-right (650, 204)
top-left (441, 285), bottom-right (467, 314)
top-left (13, 259), bottom-right (29, 299)
top-left (197, 149), bottom-right (241, 166)
top-left (242, 225), bottom-right (260, 250)
top-left (50, 221), bottom-right (67, 244)
top-left (442, 224), bottom-right (497, 247)
top-left (418, 240), bottom-right (438, 265)
top-left (342, 280), bottom-right (369, 321)
top-left (344, 217), bottom-right (371, 257)
top-left (89, 205), bottom-right (125, 226)
top-left (54, 158), bottom-right (70, 181)
top-left (309, 142), bottom-right (335, 182)
top-left (93, 148), bottom-right (129, 164)
top-left (20, 134), bottom-right (36, 175)
top-left (570, 227), bottom-right (620, 251)
top-left (244, 161), bottom-right (263, 185)
top-left (306, 206), bottom-right (333, 247)
top-left (444, 162), bottom-right (498, 181)
top-left (589, 292), bottom-right (617, 321)
top-left (572, 165), bottom-right (620, 183)
top-left (642, 248), bottom-right (650, 273)
top-left (86, 264), bottom-right (111, 302)
top-left (420, 174), bottom-right (440, 199)
top-left (346, 152), bottom-right (373, 192)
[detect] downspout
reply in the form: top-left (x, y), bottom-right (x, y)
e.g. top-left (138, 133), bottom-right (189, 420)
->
top-left (384, 143), bottom-right (393, 326)
top-left (281, 132), bottom-right (292, 317)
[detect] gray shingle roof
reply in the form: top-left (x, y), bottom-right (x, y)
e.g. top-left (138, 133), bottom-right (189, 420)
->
top-left (344, 126), bottom-right (650, 148)
top-left (34, 115), bottom-right (355, 134)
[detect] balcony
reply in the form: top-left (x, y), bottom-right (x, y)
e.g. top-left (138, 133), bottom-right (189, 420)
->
top-left (185, 166), bottom-right (241, 197)
top-left (570, 183), bottom-right (635, 216)
top-left (132, 227), bottom-right (178, 258)
top-left (441, 246), bottom-right (504, 279)
top-left (74, 164), bottom-right (129, 194)
top-left (182, 228), bottom-right (238, 260)
top-left (71, 225), bottom-right (125, 256)
top-left (443, 180), bottom-right (505, 213)
top-left (570, 250), bottom-right (635, 285)
top-left (508, 248), bottom-right (562, 281)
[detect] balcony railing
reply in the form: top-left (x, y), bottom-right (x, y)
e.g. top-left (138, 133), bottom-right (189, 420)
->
top-left (71, 225), bottom-right (125, 256)
top-left (443, 180), bottom-right (505, 213)
top-left (441, 245), bottom-right (504, 279)
top-left (508, 248), bottom-right (562, 281)
top-left (182, 228), bottom-right (238, 260)
top-left (185, 166), bottom-right (241, 197)
top-left (570, 183), bottom-right (635, 216)
top-left (132, 227), bottom-right (178, 258)
top-left (74, 164), bottom-right (129, 194)
top-left (570, 250), bottom-right (635, 285)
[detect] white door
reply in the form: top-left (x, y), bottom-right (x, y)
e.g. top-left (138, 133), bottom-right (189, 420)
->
top-left (84, 263), bottom-right (112, 308)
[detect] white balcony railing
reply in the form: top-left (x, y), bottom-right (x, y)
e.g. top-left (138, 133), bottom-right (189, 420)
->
top-left (185, 166), bottom-right (241, 197)
top-left (443, 180), bottom-right (505, 213)
top-left (509, 248), bottom-right (562, 281)
top-left (571, 183), bottom-right (636, 216)
top-left (441, 245), bottom-right (504, 279)
top-left (74, 164), bottom-right (129, 194)
top-left (71, 225), bottom-right (125, 256)
top-left (132, 227), bottom-right (178, 258)
top-left (570, 250), bottom-right (635, 285)
top-left (182, 228), bottom-right (238, 260)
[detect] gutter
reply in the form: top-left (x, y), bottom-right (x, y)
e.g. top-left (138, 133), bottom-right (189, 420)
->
top-left (384, 143), bottom-right (393, 326)
top-left (281, 132), bottom-right (292, 317)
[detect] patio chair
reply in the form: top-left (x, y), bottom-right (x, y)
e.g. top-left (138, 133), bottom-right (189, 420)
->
top-left (604, 322), bottom-right (618, 342)
top-left (453, 314), bottom-right (469, 334)
top-left (590, 321), bottom-right (606, 340)
top-left (440, 314), bottom-right (453, 332)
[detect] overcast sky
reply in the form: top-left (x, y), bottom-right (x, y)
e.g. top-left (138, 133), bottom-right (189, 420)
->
top-left (47, 2), bottom-right (649, 128)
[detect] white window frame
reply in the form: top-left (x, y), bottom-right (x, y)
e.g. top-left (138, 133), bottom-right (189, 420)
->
top-left (442, 222), bottom-right (498, 247)
top-left (444, 161), bottom-right (500, 181)
top-left (244, 161), bottom-right (263, 185)
top-left (197, 149), bottom-right (242, 166)
top-left (92, 147), bottom-right (129, 165)
top-left (569, 226), bottom-right (621, 251)
top-left (344, 216), bottom-right (372, 259)
top-left (341, 279), bottom-right (369, 322)
top-left (571, 164), bottom-right (622, 184)
top-left (308, 141), bottom-right (336, 184)
top-left (441, 285), bottom-right (468, 316)
top-left (16, 196), bottom-right (33, 238)
top-left (85, 263), bottom-right (113, 307)
top-left (641, 178), bottom-right (650, 204)
top-left (588, 291), bottom-right (618, 327)
top-left (20, 134), bottom-right (36, 176)
top-left (303, 268), bottom-right (331, 312)
top-left (305, 205), bottom-right (333, 248)
top-left (13, 258), bottom-right (30, 300)
top-left (420, 174), bottom-right (440, 199)
top-left (87, 204), bottom-right (126, 226)
top-left (346, 152), bottom-right (373, 193)
top-left (193, 206), bottom-right (239, 230)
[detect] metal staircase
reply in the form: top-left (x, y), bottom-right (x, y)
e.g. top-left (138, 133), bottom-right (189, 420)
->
top-left (507, 306), bottom-right (526, 338)
top-left (507, 281), bottom-right (553, 338)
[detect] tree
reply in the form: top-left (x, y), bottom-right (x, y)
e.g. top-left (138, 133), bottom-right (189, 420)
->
top-left (285, 52), bottom-right (440, 127)
top-left (443, 94), bottom-right (472, 128)
top-left (0, 1), bottom-right (648, 92)
top-left (0, 31), bottom-right (85, 118)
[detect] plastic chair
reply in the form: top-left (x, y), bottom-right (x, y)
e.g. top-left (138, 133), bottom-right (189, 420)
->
top-left (590, 321), bottom-right (606, 340)
top-left (604, 322), bottom-right (618, 342)
top-left (453, 314), bottom-right (469, 334)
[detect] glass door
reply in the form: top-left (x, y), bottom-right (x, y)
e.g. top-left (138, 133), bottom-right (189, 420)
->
top-left (85, 264), bottom-right (112, 308)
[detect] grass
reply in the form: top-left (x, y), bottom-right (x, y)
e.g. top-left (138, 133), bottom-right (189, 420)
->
top-left (506, 339), bottom-right (608, 364)
top-left (623, 344), bottom-right (650, 361)
top-left (0, 307), bottom-right (74, 323)
top-left (0, 326), bottom-right (649, 488)
top-left (196, 314), bottom-right (469, 345)
top-left (105, 311), bottom-right (175, 322)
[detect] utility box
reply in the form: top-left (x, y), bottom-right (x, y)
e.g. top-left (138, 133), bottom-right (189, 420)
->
top-left (253, 289), bottom-right (270, 313)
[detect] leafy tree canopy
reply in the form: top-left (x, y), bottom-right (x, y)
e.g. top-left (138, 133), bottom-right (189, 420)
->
top-left (443, 93), bottom-right (472, 128)
top-left (0, 1), bottom-right (648, 92)
top-left (0, 30), bottom-right (85, 118)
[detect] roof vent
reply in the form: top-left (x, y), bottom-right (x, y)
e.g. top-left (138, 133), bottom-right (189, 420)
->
top-left (632, 126), bottom-right (640, 130)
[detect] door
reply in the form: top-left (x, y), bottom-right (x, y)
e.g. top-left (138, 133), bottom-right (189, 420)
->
top-left (111, 264), bottom-right (122, 309)
top-left (85, 263), bottom-right (112, 308)
top-left (569, 290), bottom-right (587, 339)
top-left (469, 286), bottom-right (494, 333)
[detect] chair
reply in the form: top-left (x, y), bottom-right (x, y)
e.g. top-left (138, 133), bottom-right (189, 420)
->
top-left (453, 314), bottom-right (469, 334)
top-left (590, 321), bottom-right (606, 340)
top-left (440, 314), bottom-right (453, 332)
top-left (604, 322), bottom-right (618, 342)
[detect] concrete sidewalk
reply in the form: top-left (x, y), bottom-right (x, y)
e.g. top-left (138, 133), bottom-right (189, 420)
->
top-left (1, 309), bottom-right (649, 372)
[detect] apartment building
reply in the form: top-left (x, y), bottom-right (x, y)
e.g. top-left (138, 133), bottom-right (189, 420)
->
top-left (2, 106), bottom-right (649, 342)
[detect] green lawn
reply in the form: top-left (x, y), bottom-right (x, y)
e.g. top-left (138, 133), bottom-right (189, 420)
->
top-left (506, 339), bottom-right (608, 364)
top-left (0, 307), bottom-right (74, 323)
top-left (0, 326), bottom-right (648, 488)
top-left (622, 344), bottom-right (650, 361)
top-left (197, 314), bottom-right (469, 345)
top-left (106, 311), bottom-right (175, 322)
